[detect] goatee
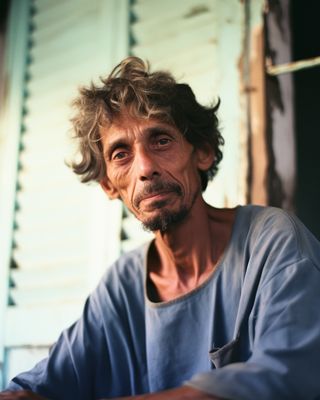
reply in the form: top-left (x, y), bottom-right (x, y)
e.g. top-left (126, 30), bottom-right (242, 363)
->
top-left (142, 206), bottom-right (189, 232)
top-left (134, 179), bottom-right (198, 232)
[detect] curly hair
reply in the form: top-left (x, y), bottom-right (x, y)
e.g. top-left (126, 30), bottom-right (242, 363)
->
top-left (70, 56), bottom-right (224, 191)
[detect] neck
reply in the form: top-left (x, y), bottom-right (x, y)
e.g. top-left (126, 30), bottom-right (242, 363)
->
top-left (155, 196), bottom-right (214, 278)
top-left (148, 195), bottom-right (237, 301)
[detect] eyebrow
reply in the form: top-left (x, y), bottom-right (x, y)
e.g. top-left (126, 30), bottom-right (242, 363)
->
top-left (146, 126), bottom-right (175, 138)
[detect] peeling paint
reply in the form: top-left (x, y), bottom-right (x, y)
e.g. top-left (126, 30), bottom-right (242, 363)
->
top-left (249, 24), bottom-right (268, 205)
top-left (183, 5), bottom-right (209, 18)
top-left (238, 0), bottom-right (268, 205)
top-left (238, 0), bottom-right (251, 204)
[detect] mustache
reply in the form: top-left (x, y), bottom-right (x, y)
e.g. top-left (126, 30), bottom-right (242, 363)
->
top-left (134, 181), bottom-right (182, 209)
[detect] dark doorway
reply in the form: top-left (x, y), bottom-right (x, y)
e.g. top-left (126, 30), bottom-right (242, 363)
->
top-left (291, 0), bottom-right (320, 240)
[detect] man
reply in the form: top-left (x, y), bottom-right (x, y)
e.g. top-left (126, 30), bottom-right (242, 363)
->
top-left (2, 57), bottom-right (320, 400)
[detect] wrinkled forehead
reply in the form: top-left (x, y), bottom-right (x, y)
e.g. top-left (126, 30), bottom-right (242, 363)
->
top-left (99, 115), bottom-right (183, 144)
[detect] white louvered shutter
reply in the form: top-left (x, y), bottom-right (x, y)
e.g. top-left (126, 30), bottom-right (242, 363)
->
top-left (2, 0), bottom-right (129, 383)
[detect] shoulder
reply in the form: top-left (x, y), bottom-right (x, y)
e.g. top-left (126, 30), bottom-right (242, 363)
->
top-left (237, 205), bottom-right (320, 277)
top-left (238, 204), bottom-right (300, 233)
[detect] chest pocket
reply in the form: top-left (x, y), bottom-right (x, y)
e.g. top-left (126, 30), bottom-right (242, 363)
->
top-left (209, 336), bottom-right (240, 369)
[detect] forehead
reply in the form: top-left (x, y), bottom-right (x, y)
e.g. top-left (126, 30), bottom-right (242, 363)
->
top-left (99, 116), bottom-right (182, 145)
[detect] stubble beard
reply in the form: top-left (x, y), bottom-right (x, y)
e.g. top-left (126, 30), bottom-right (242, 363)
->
top-left (133, 180), bottom-right (199, 233)
top-left (142, 203), bottom-right (190, 232)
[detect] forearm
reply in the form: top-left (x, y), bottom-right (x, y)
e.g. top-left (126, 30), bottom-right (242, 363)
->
top-left (0, 391), bottom-right (47, 399)
top-left (108, 386), bottom-right (224, 400)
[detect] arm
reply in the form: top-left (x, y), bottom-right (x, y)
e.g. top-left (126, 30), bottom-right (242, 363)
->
top-left (108, 386), bottom-right (223, 399)
top-left (0, 387), bottom-right (223, 400)
top-left (0, 391), bottom-right (47, 399)
top-left (184, 210), bottom-right (320, 400)
top-left (187, 255), bottom-right (320, 400)
top-left (5, 257), bottom-right (147, 399)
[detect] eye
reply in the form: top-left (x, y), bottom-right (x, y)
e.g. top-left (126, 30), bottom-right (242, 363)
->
top-left (153, 136), bottom-right (172, 149)
top-left (158, 138), bottom-right (171, 145)
top-left (112, 150), bottom-right (129, 160)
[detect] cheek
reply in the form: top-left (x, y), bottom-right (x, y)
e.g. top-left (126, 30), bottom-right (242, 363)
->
top-left (107, 164), bottom-right (130, 189)
top-left (111, 171), bottom-right (136, 204)
top-left (174, 154), bottom-right (200, 186)
top-left (182, 169), bottom-right (201, 195)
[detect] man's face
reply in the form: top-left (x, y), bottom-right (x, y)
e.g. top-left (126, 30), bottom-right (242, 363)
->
top-left (100, 117), bottom-right (209, 232)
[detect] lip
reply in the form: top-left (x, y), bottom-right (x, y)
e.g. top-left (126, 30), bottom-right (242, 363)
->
top-left (141, 191), bottom-right (172, 203)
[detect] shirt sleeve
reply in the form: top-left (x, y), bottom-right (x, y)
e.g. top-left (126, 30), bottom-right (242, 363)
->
top-left (6, 291), bottom-right (105, 400)
top-left (186, 210), bottom-right (320, 400)
top-left (186, 257), bottom-right (320, 400)
top-left (6, 256), bottom-right (147, 400)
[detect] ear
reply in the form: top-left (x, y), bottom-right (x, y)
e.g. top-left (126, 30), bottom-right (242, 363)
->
top-left (100, 177), bottom-right (120, 200)
top-left (195, 144), bottom-right (215, 171)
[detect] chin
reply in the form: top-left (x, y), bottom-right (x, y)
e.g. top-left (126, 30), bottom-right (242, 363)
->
top-left (141, 206), bottom-right (189, 232)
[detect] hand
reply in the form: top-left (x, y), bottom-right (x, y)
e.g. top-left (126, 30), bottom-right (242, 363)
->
top-left (0, 391), bottom-right (47, 400)
top-left (103, 386), bottom-right (222, 400)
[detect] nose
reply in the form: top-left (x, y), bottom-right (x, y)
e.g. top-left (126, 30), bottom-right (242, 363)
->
top-left (135, 145), bottom-right (160, 181)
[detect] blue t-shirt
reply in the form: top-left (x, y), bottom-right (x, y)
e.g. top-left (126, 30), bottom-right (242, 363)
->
top-left (7, 206), bottom-right (320, 399)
